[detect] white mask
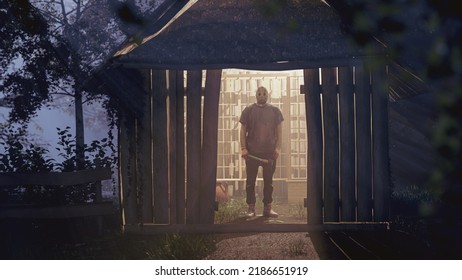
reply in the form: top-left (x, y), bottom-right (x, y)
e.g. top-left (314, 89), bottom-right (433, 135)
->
top-left (256, 87), bottom-right (268, 105)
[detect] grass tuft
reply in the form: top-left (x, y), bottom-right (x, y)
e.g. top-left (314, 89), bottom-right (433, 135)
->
top-left (146, 233), bottom-right (216, 260)
top-left (286, 238), bottom-right (308, 256)
top-left (214, 198), bottom-right (248, 223)
top-left (288, 202), bottom-right (307, 219)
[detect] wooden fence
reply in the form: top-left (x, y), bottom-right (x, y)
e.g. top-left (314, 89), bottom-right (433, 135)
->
top-left (304, 61), bottom-right (390, 224)
top-left (0, 168), bottom-right (113, 234)
top-left (119, 69), bottom-right (223, 227)
top-left (119, 61), bottom-right (390, 232)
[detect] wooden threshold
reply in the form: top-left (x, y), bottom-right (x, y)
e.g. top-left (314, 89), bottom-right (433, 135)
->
top-left (123, 222), bottom-right (390, 234)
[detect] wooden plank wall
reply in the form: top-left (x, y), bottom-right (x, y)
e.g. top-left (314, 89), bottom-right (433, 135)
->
top-left (304, 68), bottom-right (323, 225)
top-left (168, 70), bottom-right (186, 224)
top-left (118, 64), bottom-right (389, 228)
top-left (338, 67), bottom-right (355, 222)
top-left (139, 69), bottom-right (153, 223)
top-left (355, 63), bottom-right (373, 222)
top-left (200, 70), bottom-right (222, 224)
top-left (371, 65), bottom-right (390, 222)
top-left (186, 70), bottom-right (202, 224)
top-left (304, 61), bottom-right (390, 224)
top-left (152, 70), bottom-right (169, 224)
top-left (322, 67), bottom-right (340, 222)
top-left (119, 69), bottom-right (222, 226)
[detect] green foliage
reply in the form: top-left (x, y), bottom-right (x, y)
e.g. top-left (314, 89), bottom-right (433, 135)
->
top-left (214, 198), bottom-right (248, 224)
top-left (391, 184), bottom-right (436, 217)
top-left (146, 233), bottom-right (216, 260)
top-left (0, 126), bottom-right (117, 205)
top-left (54, 126), bottom-right (117, 172)
top-left (1, 0), bottom-right (123, 171)
top-left (392, 185), bottom-right (434, 204)
top-left (0, 127), bottom-right (56, 205)
top-left (0, 127), bottom-right (54, 173)
top-left (0, 222), bottom-right (216, 260)
top-left (0, 1), bottom-right (70, 124)
top-left (0, 126), bottom-right (116, 173)
top-left (256, 0), bottom-right (287, 18)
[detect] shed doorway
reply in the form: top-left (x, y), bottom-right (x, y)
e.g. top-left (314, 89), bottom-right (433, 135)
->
top-left (215, 69), bottom-right (307, 224)
top-left (119, 62), bottom-right (390, 233)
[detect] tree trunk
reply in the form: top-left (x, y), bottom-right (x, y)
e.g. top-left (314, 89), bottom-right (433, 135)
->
top-left (75, 89), bottom-right (85, 170)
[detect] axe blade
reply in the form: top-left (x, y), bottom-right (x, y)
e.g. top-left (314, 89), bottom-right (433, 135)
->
top-left (247, 154), bottom-right (274, 166)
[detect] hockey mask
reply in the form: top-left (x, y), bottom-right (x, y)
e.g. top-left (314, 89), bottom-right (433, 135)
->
top-left (256, 87), bottom-right (268, 105)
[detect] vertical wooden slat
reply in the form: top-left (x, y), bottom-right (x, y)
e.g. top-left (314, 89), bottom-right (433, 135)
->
top-left (322, 67), bottom-right (340, 222)
top-left (304, 69), bottom-right (323, 224)
top-left (200, 69), bottom-right (222, 224)
top-left (355, 63), bottom-right (373, 221)
top-left (372, 64), bottom-right (390, 222)
top-left (186, 70), bottom-right (202, 224)
top-left (338, 66), bottom-right (356, 221)
top-left (168, 70), bottom-right (177, 224)
top-left (152, 70), bottom-right (169, 224)
top-left (139, 69), bottom-right (153, 223)
top-left (119, 113), bottom-right (138, 226)
top-left (175, 70), bottom-right (186, 224)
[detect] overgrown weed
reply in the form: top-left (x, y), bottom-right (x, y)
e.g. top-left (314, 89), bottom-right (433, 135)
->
top-left (214, 198), bottom-right (247, 223)
top-left (146, 233), bottom-right (216, 260)
top-left (286, 238), bottom-right (308, 257)
top-left (288, 202), bottom-right (307, 219)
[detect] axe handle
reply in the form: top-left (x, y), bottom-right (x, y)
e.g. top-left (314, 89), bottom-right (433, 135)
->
top-left (247, 154), bottom-right (273, 165)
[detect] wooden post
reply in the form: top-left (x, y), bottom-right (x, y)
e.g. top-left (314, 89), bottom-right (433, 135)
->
top-left (355, 63), bottom-right (373, 221)
top-left (168, 70), bottom-right (178, 224)
top-left (152, 70), bottom-right (169, 224)
top-left (372, 64), bottom-right (390, 222)
top-left (173, 70), bottom-right (186, 224)
top-left (338, 66), bottom-right (356, 221)
top-left (304, 69), bottom-right (323, 224)
top-left (322, 67), bottom-right (340, 222)
top-left (118, 113), bottom-right (138, 225)
top-left (186, 70), bottom-right (202, 224)
top-left (139, 69), bottom-right (153, 223)
top-left (200, 69), bottom-right (222, 224)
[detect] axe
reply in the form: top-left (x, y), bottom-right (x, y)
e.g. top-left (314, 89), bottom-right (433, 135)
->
top-left (247, 154), bottom-right (274, 166)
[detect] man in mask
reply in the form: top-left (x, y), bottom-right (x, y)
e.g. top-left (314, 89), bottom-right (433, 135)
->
top-left (239, 86), bottom-right (284, 217)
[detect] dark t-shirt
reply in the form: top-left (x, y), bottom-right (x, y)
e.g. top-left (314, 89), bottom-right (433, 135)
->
top-left (239, 103), bottom-right (284, 154)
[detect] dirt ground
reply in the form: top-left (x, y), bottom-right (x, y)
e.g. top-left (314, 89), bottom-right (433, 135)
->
top-left (205, 204), bottom-right (320, 260)
top-left (205, 232), bottom-right (319, 259)
top-left (204, 202), bottom-right (462, 260)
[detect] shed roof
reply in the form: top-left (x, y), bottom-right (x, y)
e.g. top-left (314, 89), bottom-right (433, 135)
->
top-left (101, 0), bottom-right (431, 101)
top-left (112, 0), bottom-right (384, 70)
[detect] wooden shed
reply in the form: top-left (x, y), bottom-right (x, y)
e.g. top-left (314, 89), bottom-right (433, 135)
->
top-left (103, 0), bottom-right (396, 233)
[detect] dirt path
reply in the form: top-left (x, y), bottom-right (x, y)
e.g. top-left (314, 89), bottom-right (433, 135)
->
top-left (206, 232), bottom-right (319, 259)
top-left (205, 204), bottom-right (320, 260)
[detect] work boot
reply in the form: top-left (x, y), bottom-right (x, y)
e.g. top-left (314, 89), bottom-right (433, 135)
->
top-left (246, 204), bottom-right (256, 217)
top-left (263, 204), bottom-right (278, 218)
